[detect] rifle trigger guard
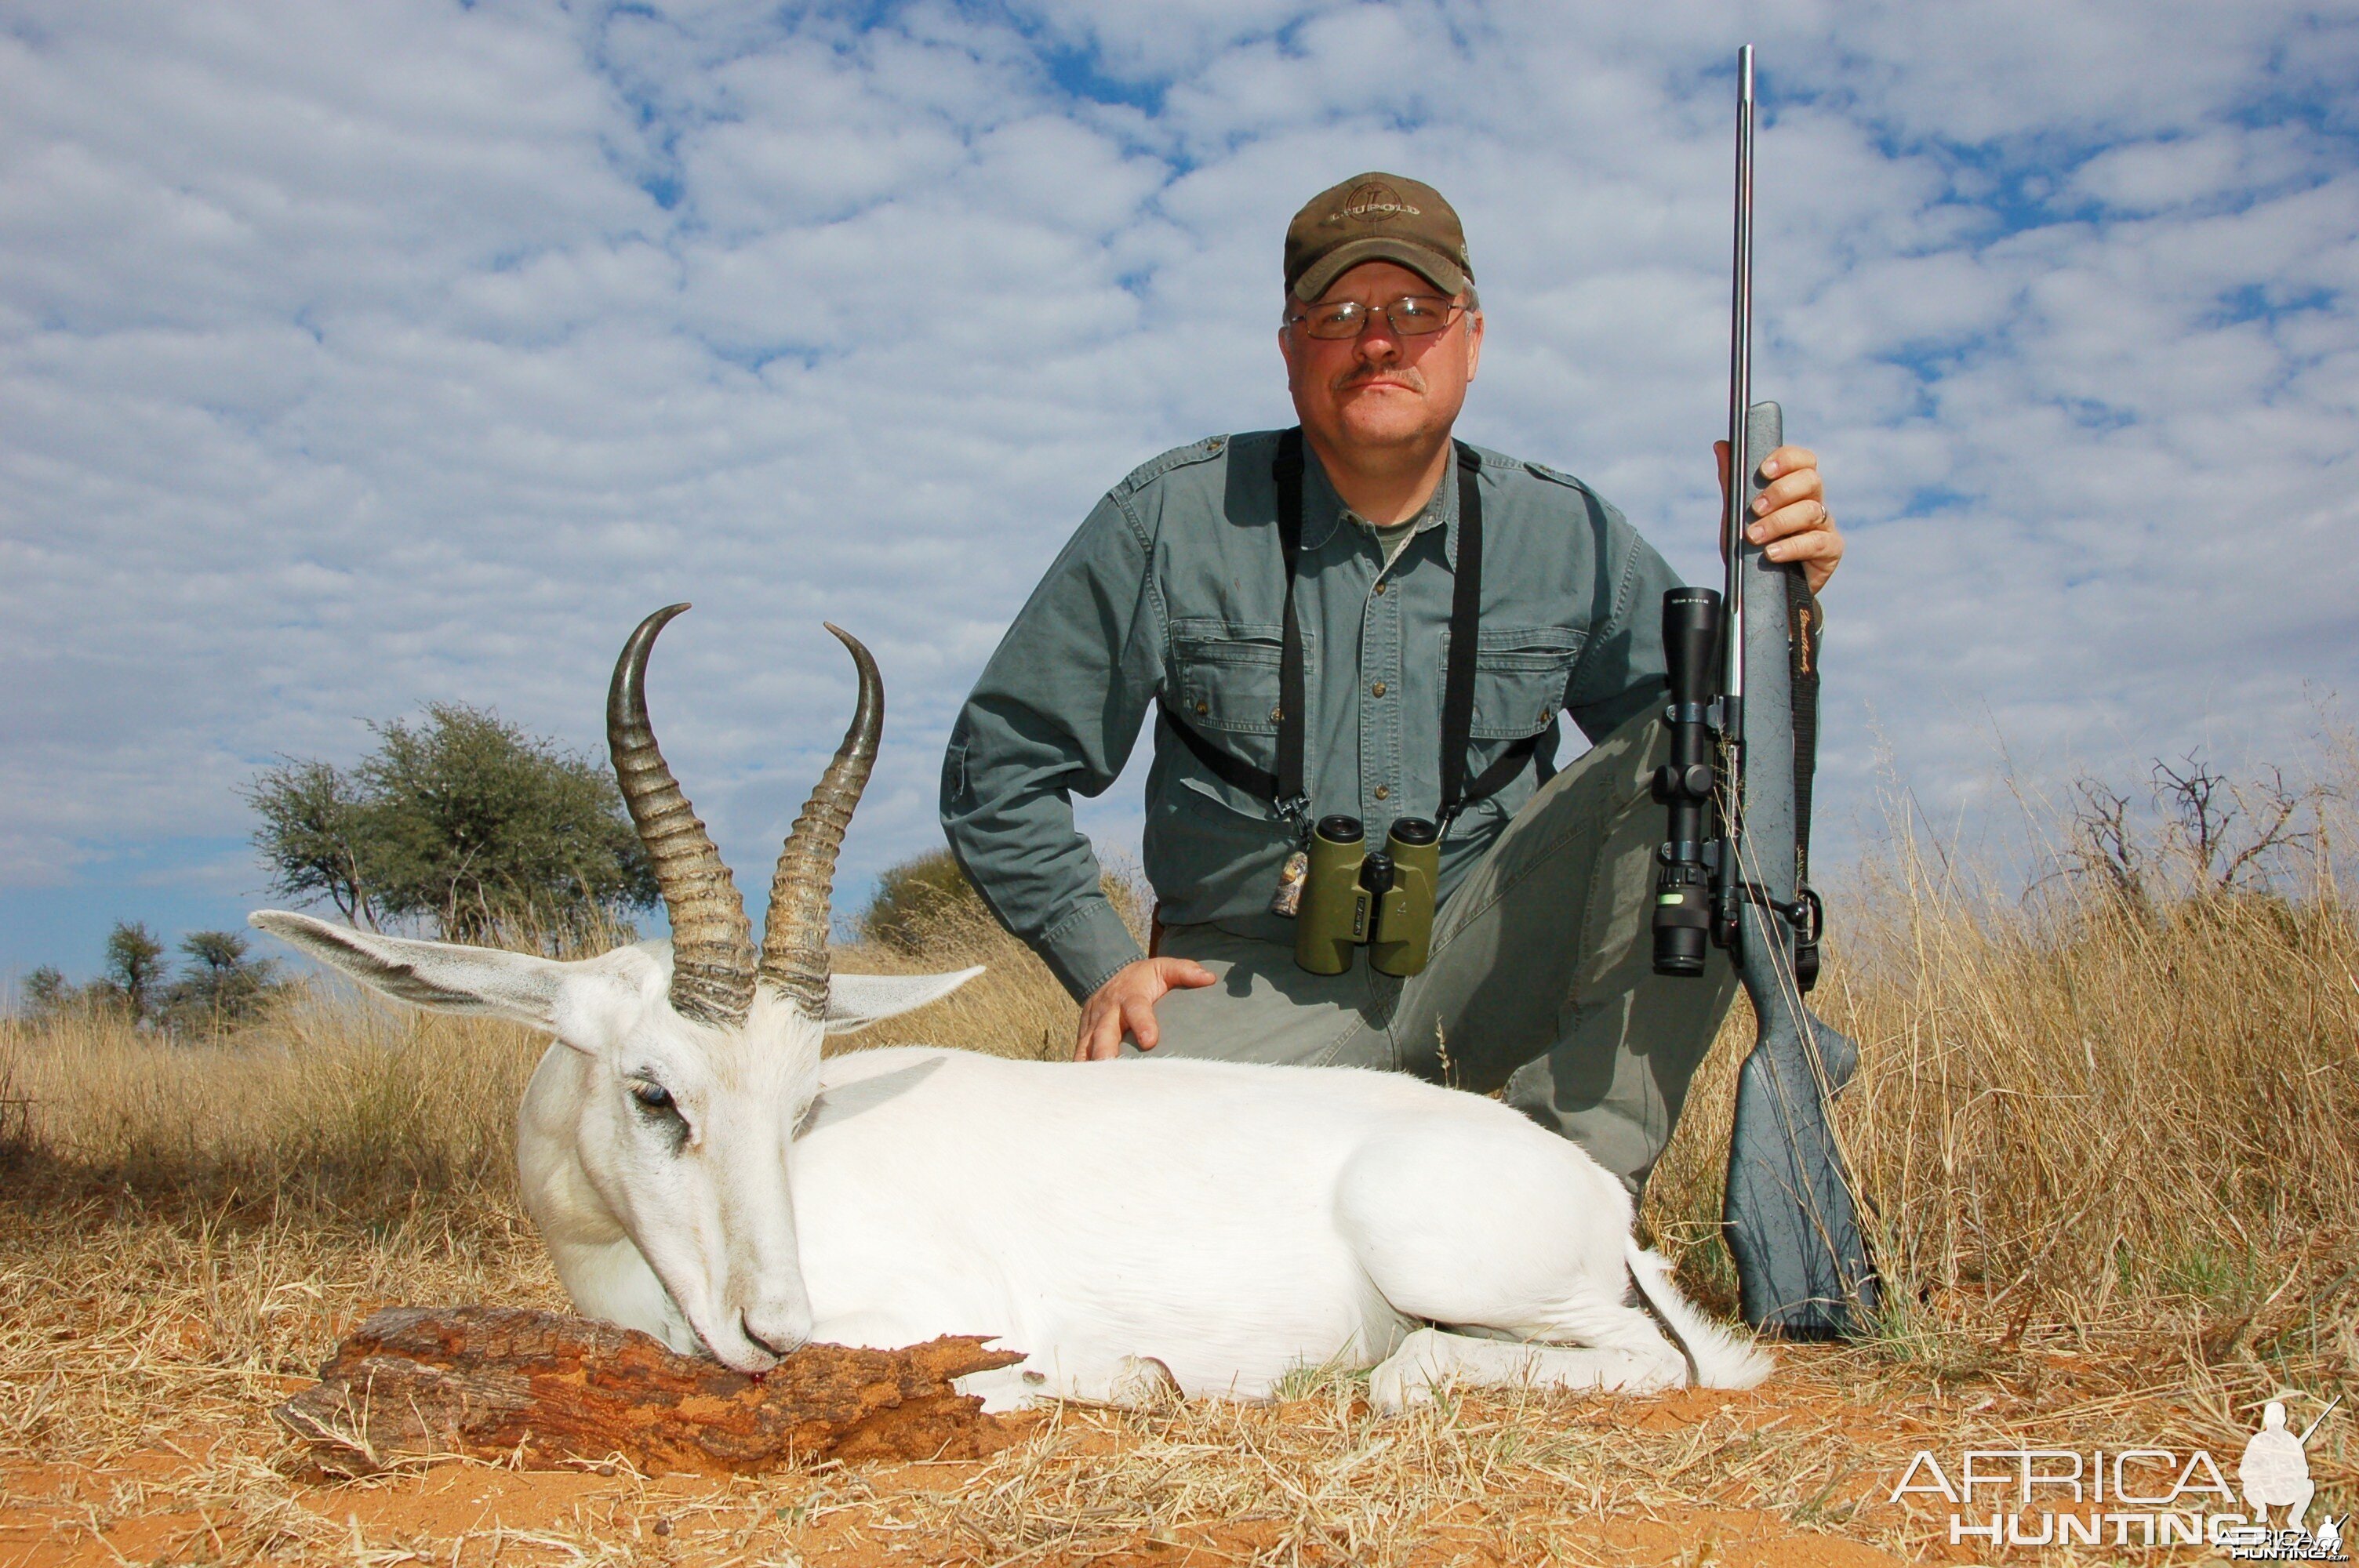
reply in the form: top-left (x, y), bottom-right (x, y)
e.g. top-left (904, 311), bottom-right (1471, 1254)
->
top-left (1794, 884), bottom-right (1824, 946)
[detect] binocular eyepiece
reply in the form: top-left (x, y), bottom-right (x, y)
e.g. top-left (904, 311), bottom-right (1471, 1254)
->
top-left (1293, 814), bottom-right (1441, 976)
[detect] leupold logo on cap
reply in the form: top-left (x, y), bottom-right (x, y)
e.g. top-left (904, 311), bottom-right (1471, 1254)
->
top-left (1326, 182), bottom-right (1421, 227)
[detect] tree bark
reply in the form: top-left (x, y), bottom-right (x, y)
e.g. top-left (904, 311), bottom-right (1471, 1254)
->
top-left (274, 1306), bottom-right (1023, 1477)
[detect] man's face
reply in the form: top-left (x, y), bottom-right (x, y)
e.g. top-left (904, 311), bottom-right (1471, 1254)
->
top-left (1280, 260), bottom-right (1483, 460)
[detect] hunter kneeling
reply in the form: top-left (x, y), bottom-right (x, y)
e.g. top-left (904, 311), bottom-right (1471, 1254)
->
top-left (941, 170), bottom-right (1845, 1199)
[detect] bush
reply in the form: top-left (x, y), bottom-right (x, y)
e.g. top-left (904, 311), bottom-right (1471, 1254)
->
top-left (13, 925), bottom-right (283, 1037)
top-left (103, 921), bottom-right (168, 1022)
top-left (162, 931), bottom-right (281, 1033)
top-left (859, 848), bottom-right (1151, 960)
top-left (860, 850), bottom-right (989, 954)
top-left (245, 703), bottom-right (657, 949)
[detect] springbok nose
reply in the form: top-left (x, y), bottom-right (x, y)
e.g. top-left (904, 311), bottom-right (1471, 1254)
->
top-left (740, 1308), bottom-right (809, 1359)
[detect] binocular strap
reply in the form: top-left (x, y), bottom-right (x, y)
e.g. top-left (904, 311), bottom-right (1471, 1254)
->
top-left (1156, 428), bottom-right (1553, 837)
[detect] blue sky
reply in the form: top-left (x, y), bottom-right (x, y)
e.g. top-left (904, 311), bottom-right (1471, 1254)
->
top-left (3, 0), bottom-right (2355, 982)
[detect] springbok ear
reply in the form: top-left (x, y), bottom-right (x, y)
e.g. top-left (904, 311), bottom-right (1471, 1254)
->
top-left (249, 911), bottom-right (571, 1031)
top-left (823, 967), bottom-right (984, 1036)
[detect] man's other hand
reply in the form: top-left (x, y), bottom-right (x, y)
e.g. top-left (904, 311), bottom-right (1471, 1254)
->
top-left (1076, 956), bottom-right (1216, 1061)
top-left (1714, 441), bottom-right (1844, 593)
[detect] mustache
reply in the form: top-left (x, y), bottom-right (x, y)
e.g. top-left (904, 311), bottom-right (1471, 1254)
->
top-left (1335, 363), bottom-right (1426, 393)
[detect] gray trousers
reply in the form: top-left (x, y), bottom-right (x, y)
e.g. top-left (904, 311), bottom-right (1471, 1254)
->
top-left (1138, 708), bottom-right (1739, 1196)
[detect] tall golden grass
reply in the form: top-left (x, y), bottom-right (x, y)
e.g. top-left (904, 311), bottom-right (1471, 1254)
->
top-left (2, 985), bottom-right (540, 1216)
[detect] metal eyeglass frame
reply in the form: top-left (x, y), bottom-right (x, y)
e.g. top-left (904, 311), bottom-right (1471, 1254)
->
top-left (1284, 295), bottom-right (1469, 340)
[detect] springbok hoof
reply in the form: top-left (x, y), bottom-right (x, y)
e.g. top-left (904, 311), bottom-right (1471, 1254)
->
top-left (1106, 1355), bottom-right (1180, 1408)
top-left (1369, 1328), bottom-right (1449, 1414)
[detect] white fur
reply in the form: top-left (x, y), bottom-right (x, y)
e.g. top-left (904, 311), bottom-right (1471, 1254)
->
top-left (253, 910), bottom-right (1770, 1410)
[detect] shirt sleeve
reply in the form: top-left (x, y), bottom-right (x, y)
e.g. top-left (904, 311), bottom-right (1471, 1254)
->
top-left (1561, 497), bottom-right (1827, 745)
top-left (1562, 494), bottom-right (1685, 742)
top-left (940, 489), bottom-right (1165, 1000)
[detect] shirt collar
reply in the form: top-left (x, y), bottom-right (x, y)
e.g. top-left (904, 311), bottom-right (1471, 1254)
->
top-left (1297, 443), bottom-right (1465, 567)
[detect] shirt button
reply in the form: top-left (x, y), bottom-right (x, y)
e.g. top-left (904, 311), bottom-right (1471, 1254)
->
top-left (1194, 699), bottom-right (1209, 716)
top-left (1270, 706), bottom-right (1283, 723)
top-left (1372, 581), bottom-right (1387, 596)
top-left (1374, 785), bottom-right (1390, 801)
top-left (1372, 681), bottom-right (1387, 697)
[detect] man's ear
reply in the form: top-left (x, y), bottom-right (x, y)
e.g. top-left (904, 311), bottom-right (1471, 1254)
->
top-left (824, 967), bottom-right (985, 1036)
top-left (250, 911), bottom-right (571, 1031)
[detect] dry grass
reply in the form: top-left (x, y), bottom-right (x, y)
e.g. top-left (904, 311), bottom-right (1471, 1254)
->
top-left (2, 774), bottom-right (2355, 1564)
top-left (2, 988), bottom-right (538, 1214)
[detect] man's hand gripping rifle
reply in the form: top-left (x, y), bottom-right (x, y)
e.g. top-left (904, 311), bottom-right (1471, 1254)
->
top-left (1651, 46), bottom-right (1879, 1338)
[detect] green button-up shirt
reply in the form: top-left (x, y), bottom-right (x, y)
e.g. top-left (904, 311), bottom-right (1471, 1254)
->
top-left (941, 428), bottom-right (1688, 1001)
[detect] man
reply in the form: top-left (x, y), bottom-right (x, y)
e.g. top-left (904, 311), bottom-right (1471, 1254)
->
top-left (940, 172), bottom-right (1842, 1195)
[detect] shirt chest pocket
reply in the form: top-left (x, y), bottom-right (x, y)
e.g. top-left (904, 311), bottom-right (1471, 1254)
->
top-left (1169, 620), bottom-right (1290, 735)
top-left (1464, 626), bottom-right (1583, 739)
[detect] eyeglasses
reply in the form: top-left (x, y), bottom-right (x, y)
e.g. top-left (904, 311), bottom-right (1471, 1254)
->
top-left (1285, 295), bottom-right (1467, 341)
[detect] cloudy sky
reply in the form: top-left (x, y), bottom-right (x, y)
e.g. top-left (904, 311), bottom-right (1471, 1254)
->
top-left (3, 0), bottom-right (2354, 979)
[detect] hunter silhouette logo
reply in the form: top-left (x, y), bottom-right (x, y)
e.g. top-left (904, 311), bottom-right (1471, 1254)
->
top-left (1326, 182), bottom-right (1420, 226)
top-left (2242, 1401), bottom-right (2321, 1530)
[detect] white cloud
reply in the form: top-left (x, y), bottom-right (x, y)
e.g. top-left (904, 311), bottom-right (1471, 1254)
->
top-left (2, 0), bottom-right (2354, 970)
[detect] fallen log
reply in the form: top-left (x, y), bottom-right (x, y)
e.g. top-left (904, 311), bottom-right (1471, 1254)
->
top-left (274, 1305), bottom-right (1023, 1477)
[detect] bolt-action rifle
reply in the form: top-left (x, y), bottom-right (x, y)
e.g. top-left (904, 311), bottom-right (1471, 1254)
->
top-left (1650, 45), bottom-right (1880, 1338)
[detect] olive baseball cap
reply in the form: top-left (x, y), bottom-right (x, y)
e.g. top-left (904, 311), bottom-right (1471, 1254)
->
top-left (1284, 172), bottom-right (1472, 302)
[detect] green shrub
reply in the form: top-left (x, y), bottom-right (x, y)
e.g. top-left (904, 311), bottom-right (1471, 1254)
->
top-left (861, 849), bottom-right (989, 953)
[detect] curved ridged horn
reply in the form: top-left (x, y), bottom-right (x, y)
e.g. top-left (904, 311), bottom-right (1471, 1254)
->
top-left (608, 604), bottom-right (755, 1029)
top-left (758, 624), bottom-right (882, 1018)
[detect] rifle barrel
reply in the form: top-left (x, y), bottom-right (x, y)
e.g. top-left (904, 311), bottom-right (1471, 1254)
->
top-left (1717, 44), bottom-right (1754, 938)
top-left (1723, 45), bottom-right (1754, 710)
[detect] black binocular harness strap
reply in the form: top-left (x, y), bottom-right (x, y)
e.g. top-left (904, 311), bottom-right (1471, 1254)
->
top-left (1158, 428), bottom-right (1552, 835)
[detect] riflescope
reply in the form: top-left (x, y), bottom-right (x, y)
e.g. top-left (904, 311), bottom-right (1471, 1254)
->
top-left (1651, 586), bottom-right (1723, 977)
top-left (1294, 814), bottom-right (1441, 977)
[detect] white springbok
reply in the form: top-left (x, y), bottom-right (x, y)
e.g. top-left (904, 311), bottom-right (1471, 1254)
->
top-left (255, 605), bottom-right (1768, 1411)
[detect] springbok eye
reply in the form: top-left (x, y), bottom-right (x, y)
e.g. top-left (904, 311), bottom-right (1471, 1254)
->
top-left (629, 1081), bottom-right (676, 1113)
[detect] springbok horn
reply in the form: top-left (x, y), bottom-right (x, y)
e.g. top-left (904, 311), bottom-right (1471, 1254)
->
top-left (758, 625), bottom-right (881, 1018)
top-left (608, 604), bottom-right (756, 1029)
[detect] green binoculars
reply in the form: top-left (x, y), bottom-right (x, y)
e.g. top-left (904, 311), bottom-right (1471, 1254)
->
top-left (1293, 815), bottom-right (1441, 977)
